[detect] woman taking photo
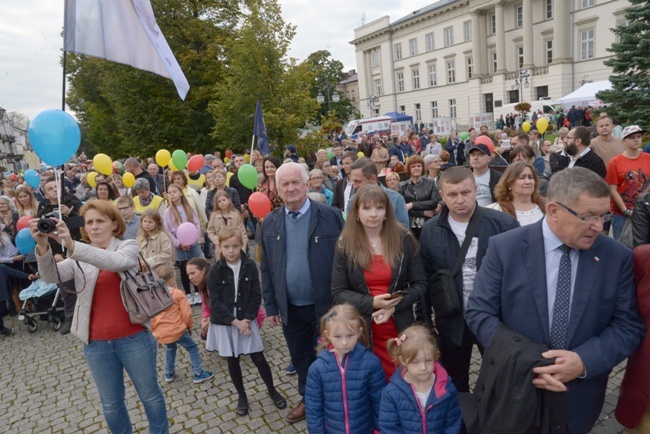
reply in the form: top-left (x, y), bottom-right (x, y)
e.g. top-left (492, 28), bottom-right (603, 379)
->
top-left (331, 184), bottom-right (427, 379)
top-left (486, 162), bottom-right (545, 226)
top-left (32, 199), bottom-right (168, 433)
top-left (445, 129), bottom-right (465, 166)
top-left (398, 156), bottom-right (440, 239)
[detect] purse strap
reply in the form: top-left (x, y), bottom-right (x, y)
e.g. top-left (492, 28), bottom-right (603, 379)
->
top-left (451, 207), bottom-right (483, 276)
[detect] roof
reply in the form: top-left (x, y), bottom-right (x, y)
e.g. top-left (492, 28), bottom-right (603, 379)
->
top-left (391, 0), bottom-right (460, 26)
top-left (339, 71), bottom-right (358, 85)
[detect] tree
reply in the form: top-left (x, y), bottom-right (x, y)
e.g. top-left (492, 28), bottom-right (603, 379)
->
top-left (208, 0), bottom-right (317, 155)
top-left (7, 112), bottom-right (30, 131)
top-left (597, 0), bottom-right (650, 128)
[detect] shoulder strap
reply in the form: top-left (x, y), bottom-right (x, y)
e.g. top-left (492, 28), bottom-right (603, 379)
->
top-left (451, 207), bottom-right (483, 276)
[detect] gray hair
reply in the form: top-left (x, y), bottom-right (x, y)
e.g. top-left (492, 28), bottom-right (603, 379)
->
top-left (0, 196), bottom-right (15, 211)
top-left (423, 154), bottom-right (438, 166)
top-left (546, 167), bottom-right (610, 204)
top-left (309, 169), bottom-right (324, 179)
top-left (276, 162), bottom-right (309, 185)
top-left (132, 178), bottom-right (150, 192)
top-left (307, 192), bottom-right (327, 204)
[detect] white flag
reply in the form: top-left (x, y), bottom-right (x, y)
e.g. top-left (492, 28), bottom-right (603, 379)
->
top-left (64, 0), bottom-right (190, 100)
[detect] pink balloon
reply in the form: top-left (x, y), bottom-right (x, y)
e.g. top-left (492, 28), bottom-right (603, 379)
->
top-left (176, 222), bottom-right (199, 246)
top-left (385, 168), bottom-right (392, 174)
top-left (187, 155), bottom-right (204, 172)
top-left (17, 216), bottom-right (33, 231)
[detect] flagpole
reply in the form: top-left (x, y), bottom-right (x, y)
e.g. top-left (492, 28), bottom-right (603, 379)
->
top-left (250, 135), bottom-right (256, 158)
top-left (62, 0), bottom-right (68, 111)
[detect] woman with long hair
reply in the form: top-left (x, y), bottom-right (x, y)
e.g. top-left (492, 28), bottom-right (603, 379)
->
top-left (255, 156), bottom-right (283, 212)
top-left (0, 195), bottom-right (18, 239)
top-left (186, 257), bottom-right (211, 340)
top-left (331, 184), bottom-right (427, 379)
top-left (486, 162), bottom-right (545, 226)
top-left (207, 191), bottom-right (247, 257)
top-left (205, 169), bottom-right (241, 222)
top-left (171, 170), bottom-right (207, 231)
top-left (15, 185), bottom-right (38, 217)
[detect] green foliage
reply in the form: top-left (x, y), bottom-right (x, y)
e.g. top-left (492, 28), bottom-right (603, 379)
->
top-left (597, 0), bottom-right (650, 129)
top-left (295, 130), bottom-right (330, 157)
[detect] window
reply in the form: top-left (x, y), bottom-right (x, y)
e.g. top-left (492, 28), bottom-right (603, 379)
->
top-left (449, 99), bottom-right (457, 119)
top-left (409, 38), bottom-right (418, 57)
top-left (464, 21), bottom-right (472, 42)
top-left (491, 52), bottom-right (498, 73)
top-left (545, 0), bottom-right (553, 19)
top-left (490, 14), bottom-right (496, 34)
top-left (431, 101), bottom-right (439, 118)
top-left (351, 89), bottom-right (355, 100)
top-left (516, 5), bottom-right (523, 28)
top-left (444, 27), bottom-right (454, 47)
top-left (580, 29), bottom-right (594, 60)
top-left (371, 50), bottom-right (379, 67)
top-left (546, 40), bottom-right (553, 64)
top-left (428, 64), bottom-right (437, 86)
top-left (412, 69), bottom-right (420, 90)
top-left (581, 0), bottom-right (595, 8)
top-left (394, 43), bottom-right (402, 60)
top-left (397, 72), bottom-right (405, 92)
top-left (399, 105), bottom-right (406, 115)
top-left (446, 60), bottom-right (456, 84)
top-left (425, 33), bottom-right (435, 52)
top-left (466, 57), bottom-right (473, 79)
top-left (517, 46), bottom-right (524, 69)
top-left (415, 104), bottom-right (422, 121)
top-left (374, 78), bottom-right (382, 96)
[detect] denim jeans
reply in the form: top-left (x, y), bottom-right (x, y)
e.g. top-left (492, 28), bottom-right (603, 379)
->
top-left (83, 330), bottom-right (169, 434)
top-left (611, 214), bottom-right (627, 240)
top-left (174, 242), bottom-right (202, 262)
top-left (165, 331), bottom-right (203, 376)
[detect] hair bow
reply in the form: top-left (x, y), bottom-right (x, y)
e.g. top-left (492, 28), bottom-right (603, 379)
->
top-left (395, 334), bottom-right (407, 347)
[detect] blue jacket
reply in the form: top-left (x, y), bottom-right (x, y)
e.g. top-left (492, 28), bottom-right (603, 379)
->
top-left (390, 142), bottom-right (414, 162)
top-left (379, 363), bottom-right (462, 434)
top-left (306, 342), bottom-right (386, 434)
top-left (261, 199), bottom-right (344, 324)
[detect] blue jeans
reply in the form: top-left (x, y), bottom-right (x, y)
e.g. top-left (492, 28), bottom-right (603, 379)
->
top-left (83, 330), bottom-right (169, 434)
top-left (165, 331), bottom-right (203, 376)
top-left (611, 214), bottom-right (627, 240)
top-left (174, 242), bottom-right (202, 262)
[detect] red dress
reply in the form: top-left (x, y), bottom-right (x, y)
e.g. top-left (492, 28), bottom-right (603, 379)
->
top-left (363, 255), bottom-right (398, 380)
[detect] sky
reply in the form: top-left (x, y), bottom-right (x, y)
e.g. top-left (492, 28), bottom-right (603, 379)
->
top-left (0, 0), bottom-right (428, 121)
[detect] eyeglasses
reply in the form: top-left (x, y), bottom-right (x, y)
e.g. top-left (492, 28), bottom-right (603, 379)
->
top-left (557, 202), bottom-right (612, 224)
top-left (118, 205), bottom-right (133, 211)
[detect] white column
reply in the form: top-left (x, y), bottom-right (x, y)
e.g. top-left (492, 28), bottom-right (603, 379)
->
top-left (471, 12), bottom-right (483, 76)
top-left (553, 0), bottom-right (570, 61)
top-left (522, 0), bottom-right (534, 67)
top-left (495, 2), bottom-right (506, 73)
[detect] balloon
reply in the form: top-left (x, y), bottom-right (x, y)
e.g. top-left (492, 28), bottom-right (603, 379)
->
top-left (536, 117), bottom-right (549, 135)
top-left (112, 160), bottom-right (125, 175)
top-left (16, 228), bottom-right (36, 254)
top-left (187, 155), bottom-right (204, 172)
top-left (93, 153), bottom-right (113, 175)
top-left (248, 192), bottom-right (272, 219)
top-left (122, 172), bottom-right (136, 188)
top-left (156, 149), bottom-right (171, 167)
top-left (327, 151), bottom-right (334, 160)
top-left (168, 160), bottom-right (179, 172)
top-left (24, 169), bottom-right (41, 188)
top-left (171, 150), bottom-right (188, 171)
top-left (224, 157), bottom-right (230, 164)
top-left (474, 136), bottom-right (495, 154)
top-left (225, 150), bottom-right (233, 159)
top-left (16, 216), bottom-right (33, 231)
top-left (244, 154), bottom-right (251, 163)
top-left (176, 222), bottom-right (199, 246)
top-left (226, 172), bottom-right (233, 185)
top-left (357, 152), bottom-right (365, 158)
top-left (237, 164), bottom-right (258, 190)
top-left (460, 132), bottom-right (469, 141)
top-left (386, 168), bottom-right (392, 174)
top-left (87, 171), bottom-right (98, 187)
top-left (522, 121), bottom-right (531, 133)
top-left (28, 109), bottom-right (81, 166)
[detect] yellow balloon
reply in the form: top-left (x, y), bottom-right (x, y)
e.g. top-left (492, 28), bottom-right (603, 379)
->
top-left (226, 171), bottom-right (233, 187)
top-left (122, 172), bottom-right (136, 188)
top-left (357, 151), bottom-right (365, 158)
top-left (522, 121), bottom-right (531, 133)
top-left (224, 157), bottom-right (231, 164)
top-left (168, 160), bottom-right (179, 172)
top-left (87, 172), bottom-right (98, 188)
top-left (245, 154), bottom-right (250, 163)
top-left (156, 149), bottom-right (171, 167)
top-left (536, 117), bottom-right (549, 135)
top-left (93, 153), bottom-right (113, 175)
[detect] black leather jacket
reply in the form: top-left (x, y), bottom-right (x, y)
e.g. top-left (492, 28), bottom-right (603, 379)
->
top-left (398, 177), bottom-right (440, 227)
top-left (633, 191), bottom-right (650, 248)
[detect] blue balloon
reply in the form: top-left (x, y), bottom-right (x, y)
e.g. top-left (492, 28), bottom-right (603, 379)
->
top-left (16, 228), bottom-right (36, 255)
top-left (28, 109), bottom-right (81, 166)
top-left (24, 169), bottom-right (41, 189)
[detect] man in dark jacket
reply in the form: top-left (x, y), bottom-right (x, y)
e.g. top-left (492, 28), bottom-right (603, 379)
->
top-left (550, 126), bottom-right (606, 178)
top-left (261, 162), bottom-right (345, 424)
top-left (419, 167), bottom-right (519, 393)
top-left (389, 135), bottom-right (414, 163)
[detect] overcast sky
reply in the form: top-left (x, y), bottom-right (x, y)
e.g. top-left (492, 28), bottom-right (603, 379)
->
top-left (0, 0), bottom-right (427, 121)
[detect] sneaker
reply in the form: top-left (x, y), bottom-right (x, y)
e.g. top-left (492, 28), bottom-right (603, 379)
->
top-left (193, 370), bottom-right (214, 384)
top-left (285, 363), bottom-right (297, 375)
top-left (164, 372), bottom-right (175, 382)
top-left (59, 319), bottom-right (72, 335)
top-left (0, 327), bottom-right (13, 336)
top-left (17, 315), bottom-right (24, 321)
top-left (186, 293), bottom-right (193, 305)
top-left (193, 293), bottom-right (202, 305)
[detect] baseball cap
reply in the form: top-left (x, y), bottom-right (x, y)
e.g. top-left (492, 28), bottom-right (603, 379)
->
top-left (204, 154), bottom-right (216, 162)
top-left (621, 125), bottom-right (646, 140)
top-left (285, 144), bottom-right (297, 153)
top-left (468, 143), bottom-right (491, 156)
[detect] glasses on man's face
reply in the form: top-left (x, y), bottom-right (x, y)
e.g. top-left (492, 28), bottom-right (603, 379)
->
top-left (557, 202), bottom-right (612, 224)
top-left (118, 205), bottom-right (132, 212)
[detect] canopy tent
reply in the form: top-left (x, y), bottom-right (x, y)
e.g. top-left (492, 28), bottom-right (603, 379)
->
top-left (384, 111), bottom-right (414, 124)
top-left (557, 80), bottom-right (612, 107)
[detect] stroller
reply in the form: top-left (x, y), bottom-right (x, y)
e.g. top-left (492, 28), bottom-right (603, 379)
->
top-left (19, 280), bottom-right (65, 333)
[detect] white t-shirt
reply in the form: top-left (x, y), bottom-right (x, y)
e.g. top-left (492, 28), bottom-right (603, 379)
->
top-left (474, 170), bottom-right (493, 207)
top-left (448, 215), bottom-right (479, 309)
top-left (415, 388), bottom-right (432, 410)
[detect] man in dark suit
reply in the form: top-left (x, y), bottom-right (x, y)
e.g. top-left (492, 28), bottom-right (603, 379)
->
top-left (466, 167), bottom-right (645, 434)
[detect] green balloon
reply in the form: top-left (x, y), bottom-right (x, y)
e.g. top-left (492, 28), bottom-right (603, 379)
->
top-left (171, 149), bottom-right (188, 171)
top-left (327, 151), bottom-right (334, 160)
top-left (460, 132), bottom-right (469, 141)
top-left (238, 164), bottom-right (258, 190)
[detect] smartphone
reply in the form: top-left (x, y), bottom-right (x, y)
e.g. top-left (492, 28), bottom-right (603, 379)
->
top-left (386, 290), bottom-right (409, 300)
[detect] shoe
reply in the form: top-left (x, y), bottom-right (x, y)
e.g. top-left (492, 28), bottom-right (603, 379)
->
top-left (237, 394), bottom-right (248, 416)
top-left (0, 327), bottom-right (13, 337)
top-left (286, 402), bottom-right (306, 424)
top-left (285, 363), bottom-right (297, 375)
top-left (193, 370), bottom-right (214, 384)
top-left (165, 372), bottom-right (175, 382)
top-left (17, 315), bottom-right (24, 321)
top-left (193, 293), bottom-right (202, 305)
top-left (186, 293), bottom-right (193, 304)
top-left (59, 319), bottom-right (72, 335)
top-left (269, 389), bottom-right (287, 409)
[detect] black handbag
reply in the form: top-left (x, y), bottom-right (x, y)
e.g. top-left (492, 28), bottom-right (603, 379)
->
top-left (428, 208), bottom-right (483, 320)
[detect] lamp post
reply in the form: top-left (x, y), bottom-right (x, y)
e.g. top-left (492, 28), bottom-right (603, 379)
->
top-left (316, 77), bottom-right (340, 112)
top-left (514, 68), bottom-right (530, 103)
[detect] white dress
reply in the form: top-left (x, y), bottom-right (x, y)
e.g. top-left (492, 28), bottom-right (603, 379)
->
top-left (205, 259), bottom-right (264, 357)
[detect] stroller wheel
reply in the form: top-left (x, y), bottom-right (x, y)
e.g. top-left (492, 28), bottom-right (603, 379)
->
top-left (52, 316), bottom-right (62, 331)
top-left (27, 319), bottom-right (38, 333)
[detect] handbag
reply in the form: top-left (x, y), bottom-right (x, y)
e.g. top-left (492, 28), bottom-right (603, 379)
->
top-left (120, 253), bottom-right (174, 324)
top-left (428, 208), bottom-right (483, 320)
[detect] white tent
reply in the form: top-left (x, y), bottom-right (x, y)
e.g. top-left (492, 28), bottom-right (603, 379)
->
top-left (557, 80), bottom-right (612, 107)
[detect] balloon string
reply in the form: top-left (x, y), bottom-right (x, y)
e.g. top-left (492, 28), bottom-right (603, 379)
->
top-left (56, 167), bottom-right (65, 255)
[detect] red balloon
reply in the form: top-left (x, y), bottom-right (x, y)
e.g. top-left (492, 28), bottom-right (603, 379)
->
top-left (17, 216), bottom-right (33, 231)
top-left (474, 135), bottom-right (495, 153)
top-left (187, 155), bottom-right (204, 172)
top-left (225, 149), bottom-right (233, 159)
top-left (248, 192), bottom-right (272, 219)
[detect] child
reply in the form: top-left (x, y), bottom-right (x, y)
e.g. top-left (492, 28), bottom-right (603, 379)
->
top-left (206, 191), bottom-right (247, 258)
top-left (205, 227), bottom-right (285, 416)
top-left (136, 209), bottom-right (174, 276)
top-left (305, 304), bottom-right (386, 434)
top-left (379, 325), bottom-right (462, 434)
top-left (151, 264), bottom-right (214, 384)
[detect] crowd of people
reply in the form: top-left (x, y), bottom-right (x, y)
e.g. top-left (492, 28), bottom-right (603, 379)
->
top-left (0, 111), bottom-right (649, 434)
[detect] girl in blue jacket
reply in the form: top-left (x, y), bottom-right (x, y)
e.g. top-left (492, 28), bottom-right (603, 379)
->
top-left (305, 303), bottom-right (386, 434)
top-left (379, 325), bottom-right (462, 434)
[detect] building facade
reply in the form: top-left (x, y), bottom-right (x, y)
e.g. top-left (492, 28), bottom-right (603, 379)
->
top-left (351, 0), bottom-right (630, 127)
top-left (0, 108), bottom-right (28, 171)
top-left (336, 69), bottom-right (360, 114)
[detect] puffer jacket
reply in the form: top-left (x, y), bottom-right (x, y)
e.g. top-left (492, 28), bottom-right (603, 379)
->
top-left (306, 342), bottom-right (386, 434)
top-left (379, 363), bottom-right (462, 434)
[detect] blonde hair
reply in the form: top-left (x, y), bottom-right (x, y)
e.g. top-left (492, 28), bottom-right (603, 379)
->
top-left (80, 199), bottom-right (126, 242)
top-left (386, 325), bottom-right (439, 366)
top-left (156, 264), bottom-right (175, 282)
top-left (137, 209), bottom-right (165, 241)
top-left (166, 183), bottom-right (196, 226)
top-left (217, 226), bottom-right (244, 245)
top-left (15, 185), bottom-right (37, 216)
top-left (212, 190), bottom-right (237, 214)
top-left (317, 304), bottom-right (369, 354)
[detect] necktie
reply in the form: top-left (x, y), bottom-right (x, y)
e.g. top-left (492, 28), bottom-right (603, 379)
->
top-left (550, 244), bottom-right (572, 350)
top-left (288, 211), bottom-right (300, 219)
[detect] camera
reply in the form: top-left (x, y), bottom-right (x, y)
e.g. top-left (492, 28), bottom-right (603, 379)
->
top-left (37, 218), bottom-right (57, 233)
top-left (37, 211), bottom-right (85, 233)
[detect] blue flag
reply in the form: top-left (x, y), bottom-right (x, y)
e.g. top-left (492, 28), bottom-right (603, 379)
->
top-left (253, 101), bottom-right (270, 156)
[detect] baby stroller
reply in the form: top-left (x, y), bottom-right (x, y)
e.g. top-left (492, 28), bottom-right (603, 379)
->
top-left (19, 280), bottom-right (65, 333)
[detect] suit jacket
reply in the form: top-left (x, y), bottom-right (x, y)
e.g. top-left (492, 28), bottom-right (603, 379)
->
top-left (465, 220), bottom-right (645, 434)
